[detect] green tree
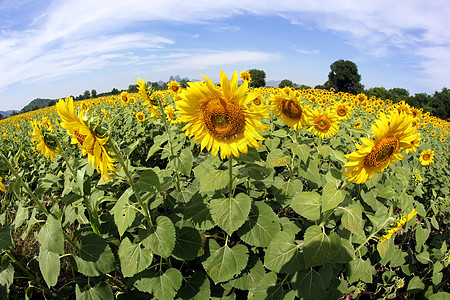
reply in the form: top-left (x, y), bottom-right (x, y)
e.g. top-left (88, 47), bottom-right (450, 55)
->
top-left (325, 60), bottom-right (364, 94)
top-left (127, 85), bottom-right (138, 93)
top-left (278, 79), bottom-right (293, 88)
top-left (430, 88), bottom-right (450, 120)
top-left (365, 87), bottom-right (390, 100)
top-left (111, 88), bottom-right (120, 95)
top-left (388, 87), bottom-right (409, 103)
top-left (248, 69), bottom-right (266, 88)
top-left (91, 89), bottom-right (97, 98)
top-left (83, 90), bottom-right (91, 99)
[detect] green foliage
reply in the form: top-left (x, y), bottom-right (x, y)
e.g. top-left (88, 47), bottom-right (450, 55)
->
top-left (278, 79), bottom-right (293, 88)
top-left (248, 69), bottom-right (266, 88)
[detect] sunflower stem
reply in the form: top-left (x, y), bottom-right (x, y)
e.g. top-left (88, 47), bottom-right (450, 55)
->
top-left (156, 95), bottom-right (181, 192)
top-left (319, 209), bottom-right (334, 227)
top-left (228, 155), bottom-right (234, 199)
top-left (111, 142), bottom-right (154, 228)
top-left (56, 138), bottom-right (101, 235)
top-left (354, 212), bottom-right (393, 255)
top-left (0, 152), bottom-right (50, 216)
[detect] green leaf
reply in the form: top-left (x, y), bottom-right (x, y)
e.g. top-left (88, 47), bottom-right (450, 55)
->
top-left (292, 268), bottom-right (329, 300)
top-left (290, 191), bottom-right (321, 221)
top-left (415, 225), bottom-right (430, 252)
top-left (141, 216), bottom-right (176, 258)
top-left (37, 215), bottom-right (64, 254)
top-left (178, 271), bottom-right (210, 300)
top-left (35, 173), bottom-right (60, 195)
top-left (406, 276), bottom-right (425, 293)
top-left (184, 201), bottom-right (215, 230)
top-left (0, 226), bottom-right (13, 251)
top-left (264, 231), bottom-right (304, 273)
top-left (195, 166), bottom-right (229, 192)
top-left (321, 182), bottom-right (345, 212)
top-left (266, 149), bottom-right (290, 167)
top-left (428, 292), bottom-right (450, 300)
top-left (303, 225), bottom-right (341, 267)
top-left (75, 282), bottom-right (113, 300)
top-left (133, 268), bottom-right (183, 300)
top-left (340, 202), bottom-right (364, 233)
top-left (209, 193), bottom-right (252, 235)
top-left (118, 237), bottom-right (153, 277)
top-left (203, 240), bottom-right (249, 283)
top-left (230, 259), bottom-right (266, 291)
top-left (39, 248), bottom-right (60, 287)
top-left (237, 201), bottom-right (280, 247)
top-left (300, 160), bottom-right (322, 187)
top-left (0, 260), bottom-right (14, 294)
top-left (172, 227), bottom-right (203, 261)
top-left (13, 202), bottom-right (29, 229)
top-left (377, 186), bottom-right (397, 199)
top-left (111, 188), bottom-right (136, 237)
top-left (173, 148), bottom-right (193, 176)
top-left (291, 143), bottom-right (310, 163)
top-left (74, 233), bottom-right (116, 276)
top-left (251, 272), bottom-right (285, 300)
top-left (136, 169), bottom-right (161, 193)
top-left (347, 258), bottom-right (375, 284)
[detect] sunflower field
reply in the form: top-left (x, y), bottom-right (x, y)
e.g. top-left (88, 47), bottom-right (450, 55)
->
top-left (0, 70), bottom-right (449, 299)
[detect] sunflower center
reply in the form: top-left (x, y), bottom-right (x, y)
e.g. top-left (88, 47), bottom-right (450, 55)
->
top-left (202, 98), bottom-right (245, 139)
top-left (422, 154), bottom-right (430, 160)
top-left (363, 136), bottom-right (399, 168)
top-left (281, 100), bottom-right (302, 119)
top-left (316, 118), bottom-right (331, 131)
top-left (74, 129), bottom-right (95, 155)
top-left (337, 107), bottom-right (347, 117)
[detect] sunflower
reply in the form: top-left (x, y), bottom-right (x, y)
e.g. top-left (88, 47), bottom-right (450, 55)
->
top-left (120, 91), bottom-right (129, 105)
top-left (240, 70), bottom-right (251, 82)
top-left (177, 70), bottom-right (269, 159)
top-left (0, 177), bottom-right (5, 192)
top-left (342, 111), bottom-right (418, 184)
top-left (56, 97), bottom-right (119, 181)
top-left (129, 97), bottom-right (136, 105)
top-left (30, 119), bottom-right (59, 161)
top-left (419, 149), bottom-right (434, 166)
top-left (167, 81), bottom-right (182, 94)
top-left (405, 132), bottom-right (421, 154)
top-left (379, 209), bottom-right (418, 242)
top-left (270, 88), bottom-right (310, 130)
top-left (353, 119), bottom-right (363, 128)
top-left (136, 77), bottom-right (160, 118)
top-left (164, 105), bottom-right (180, 124)
top-left (307, 108), bottom-right (339, 139)
top-left (135, 111), bottom-right (146, 122)
top-left (333, 101), bottom-right (352, 120)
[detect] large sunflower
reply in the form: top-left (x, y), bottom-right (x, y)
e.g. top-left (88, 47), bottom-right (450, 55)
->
top-left (342, 111), bottom-right (418, 184)
top-left (419, 149), bottom-right (434, 166)
top-left (333, 101), bottom-right (352, 120)
top-left (56, 97), bottom-right (119, 181)
top-left (30, 118), bottom-right (59, 161)
top-left (177, 70), bottom-right (269, 159)
top-left (270, 88), bottom-right (310, 130)
top-left (307, 108), bottom-right (339, 139)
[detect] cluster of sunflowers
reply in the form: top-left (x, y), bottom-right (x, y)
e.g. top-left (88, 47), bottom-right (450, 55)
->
top-left (1, 70), bottom-right (448, 188)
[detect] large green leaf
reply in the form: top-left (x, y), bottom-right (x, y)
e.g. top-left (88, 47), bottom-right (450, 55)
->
top-left (209, 193), bottom-right (252, 235)
top-left (133, 268), bottom-right (183, 300)
top-left (118, 237), bottom-right (153, 277)
top-left (266, 149), bottom-right (290, 167)
top-left (193, 163), bottom-right (229, 192)
top-left (292, 267), bottom-right (332, 300)
top-left (141, 216), bottom-right (176, 258)
top-left (203, 240), bottom-right (249, 283)
top-left (111, 188), bottom-right (136, 237)
top-left (321, 182), bottom-right (345, 212)
top-left (290, 191), bottom-right (321, 221)
top-left (135, 169), bottom-right (161, 193)
top-left (264, 231), bottom-right (304, 273)
top-left (0, 260), bottom-right (14, 294)
top-left (39, 248), bottom-right (60, 287)
top-left (229, 259), bottom-right (266, 291)
top-left (35, 173), bottom-right (60, 196)
top-left (178, 271), bottom-right (210, 300)
top-left (74, 233), bottom-right (116, 276)
top-left (347, 258), bottom-right (375, 284)
top-left (37, 215), bottom-right (64, 254)
top-left (339, 202), bottom-right (364, 233)
top-left (0, 226), bottom-right (12, 251)
top-left (184, 201), bottom-right (215, 230)
top-left (75, 282), bottom-right (113, 300)
top-left (172, 148), bottom-right (194, 176)
top-left (303, 225), bottom-right (341, 267)
top-left (172, 227), bottom-right (204, 261)
top-left (250, 271), bottom-right (291, 300)
top-left (237, 201), bottom-right (280, 247)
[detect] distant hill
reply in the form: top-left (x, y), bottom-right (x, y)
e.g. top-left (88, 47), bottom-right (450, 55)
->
top-left (266, 80), bottom-right (282, 87)
top-left (20, 98), bottom-right (57, 113)
top-left (0, 110), bottom-right (19, 118)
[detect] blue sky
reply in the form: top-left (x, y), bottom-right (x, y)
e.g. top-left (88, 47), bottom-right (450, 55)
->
top-left (0, 0), bottom-right (449, 111)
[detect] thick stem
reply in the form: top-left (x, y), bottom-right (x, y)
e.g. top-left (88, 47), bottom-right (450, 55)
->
top-left (156, 95), bottom-right (181, 192)
top-left (111, 142), bottom-right (153, 227)
top-left (228, 155), bottom-right (233, 199)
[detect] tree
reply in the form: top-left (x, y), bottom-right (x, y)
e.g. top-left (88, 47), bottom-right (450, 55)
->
top-left (430, 88), bottom-right (450, 120)
top-left (365, 87), bottom-right (390, 100)
top-left (248, 69), bottom-right (266, 88)
top-left (83, 90), bottom-right (91, 99)
top-left (278, 79), bottom-right (293, 88)
top-left (325, 60), bottom-right (364, 94)
top-left (388, 87), bottom-right (409, 103)
top-left (91, 89), bottom-right (97, 98)
top-left (111, 88), bottom-right (120, 95)
top-left (127, 85), bottom-right (138, 93)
